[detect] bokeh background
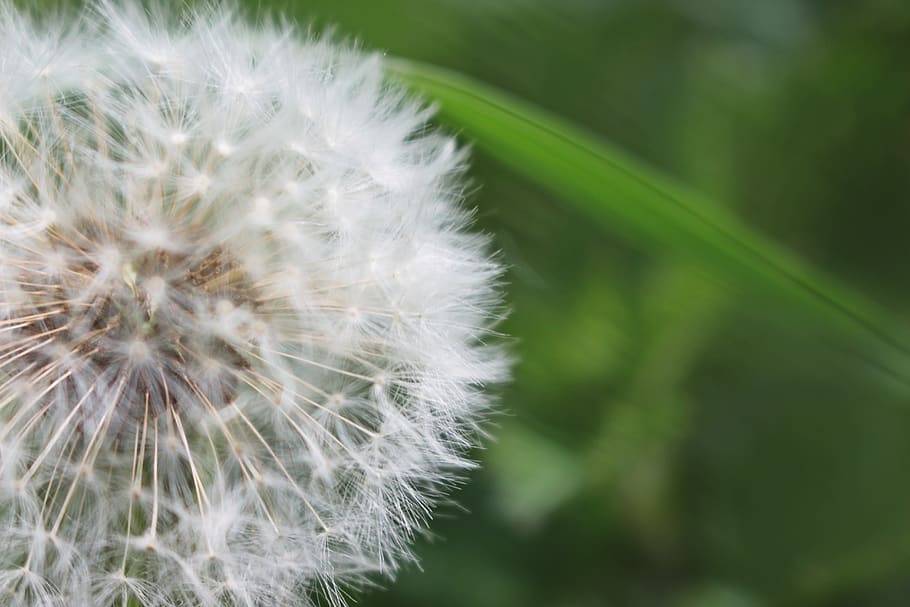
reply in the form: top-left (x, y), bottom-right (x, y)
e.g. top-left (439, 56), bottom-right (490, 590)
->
top-left (265, 1), bottom-right (910, 606)
top-left (35, 0), bottom-right (910, 605)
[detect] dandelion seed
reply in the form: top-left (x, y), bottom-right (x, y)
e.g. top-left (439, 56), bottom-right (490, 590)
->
top-left (0, 2), bottom-right (507, 606)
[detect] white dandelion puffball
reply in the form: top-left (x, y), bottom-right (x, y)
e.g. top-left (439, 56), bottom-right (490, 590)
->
top-left (0, 2), bottom-right (507, 605)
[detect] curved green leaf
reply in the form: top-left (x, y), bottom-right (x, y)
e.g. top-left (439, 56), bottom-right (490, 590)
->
top-left (388, 58), bottom-right (910, 384)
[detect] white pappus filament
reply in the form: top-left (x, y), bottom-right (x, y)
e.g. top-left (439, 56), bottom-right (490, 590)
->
top-left (0, 2), bottom-right (507, 606)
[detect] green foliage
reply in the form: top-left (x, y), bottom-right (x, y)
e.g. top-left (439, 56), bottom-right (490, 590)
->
top-left (388, 59), bottom-right (910, 388)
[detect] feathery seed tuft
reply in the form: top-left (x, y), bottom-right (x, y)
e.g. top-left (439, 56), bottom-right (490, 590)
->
top-left (0, 2), bottom-right (507, 605)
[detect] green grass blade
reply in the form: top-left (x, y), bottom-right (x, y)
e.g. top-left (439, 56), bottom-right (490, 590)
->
top-left (387, 58), bottom-right (910, 382)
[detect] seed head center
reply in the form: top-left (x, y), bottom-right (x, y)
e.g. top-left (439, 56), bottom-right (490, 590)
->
top-left (7, 220), bottom-right (259, 435)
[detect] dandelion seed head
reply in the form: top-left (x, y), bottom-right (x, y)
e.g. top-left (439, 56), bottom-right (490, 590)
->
top-left (0, 2), bottom-right (507, 606)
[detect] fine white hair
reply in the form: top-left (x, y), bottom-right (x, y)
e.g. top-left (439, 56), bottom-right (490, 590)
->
top-left (0, 2), bottom-right (507, 605)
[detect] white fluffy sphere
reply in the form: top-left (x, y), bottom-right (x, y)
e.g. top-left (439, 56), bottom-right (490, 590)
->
top-left (0, 2), bottom-right (507, 605)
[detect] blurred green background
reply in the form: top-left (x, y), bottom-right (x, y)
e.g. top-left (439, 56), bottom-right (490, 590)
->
top-left (256, 1), bottom-right (910, 606)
